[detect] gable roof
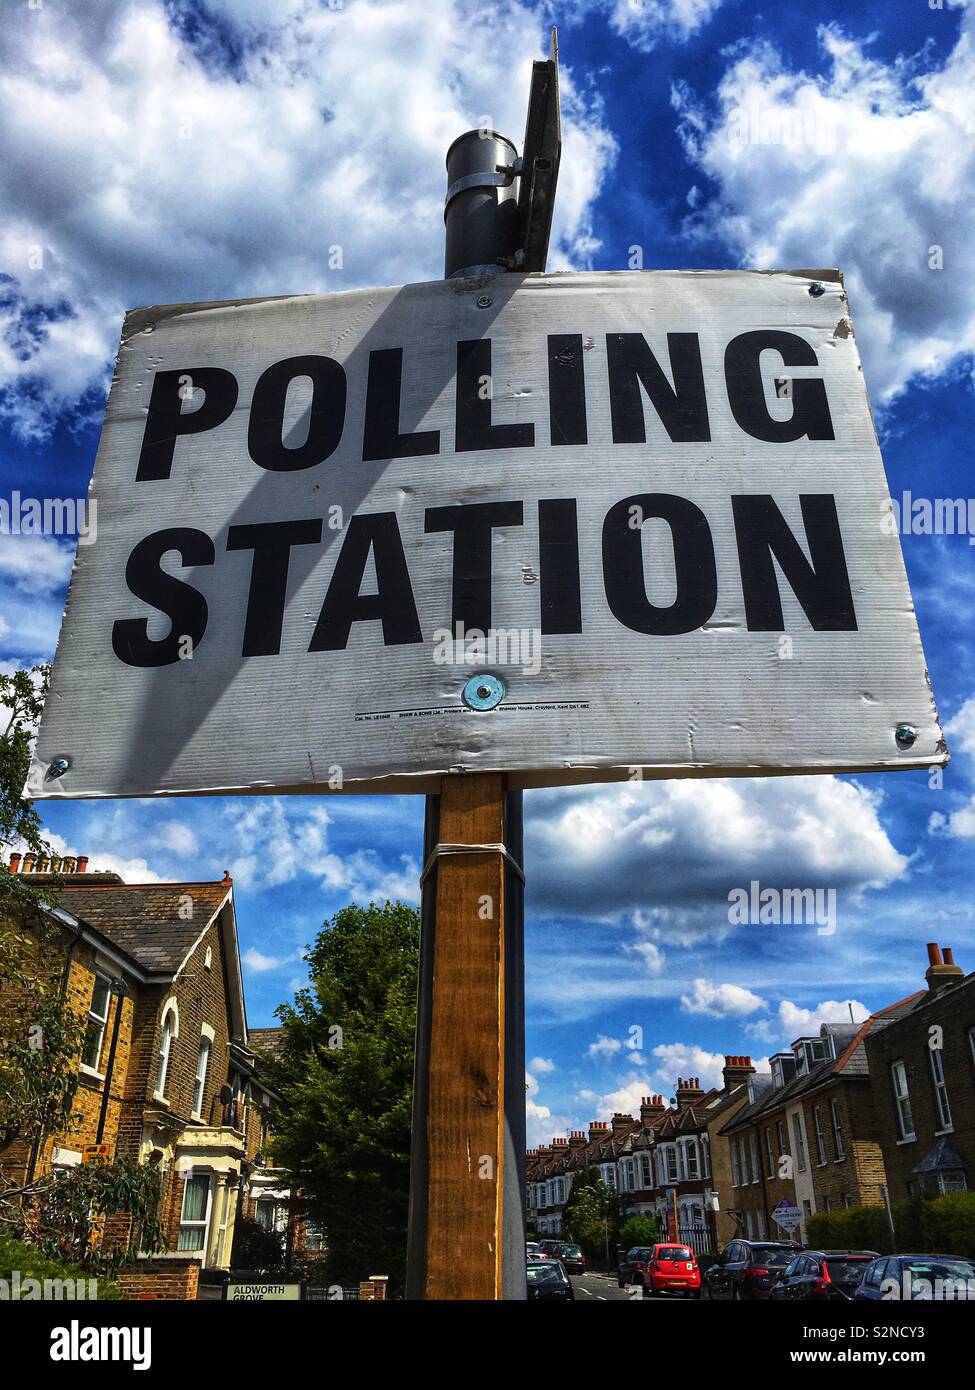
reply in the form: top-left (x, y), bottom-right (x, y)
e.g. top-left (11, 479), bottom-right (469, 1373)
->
top-left (55, 880), bottom-right (231, 975)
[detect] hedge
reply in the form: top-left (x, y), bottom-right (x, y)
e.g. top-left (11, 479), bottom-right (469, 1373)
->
top-left (0, 1231), bottom-right (121, 1300)
top-left (806, 1191), bottom-right (975, 1259)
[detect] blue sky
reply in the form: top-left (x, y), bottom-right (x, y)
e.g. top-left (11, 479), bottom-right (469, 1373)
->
top-left (1, 0), bottom-right (974, 1142)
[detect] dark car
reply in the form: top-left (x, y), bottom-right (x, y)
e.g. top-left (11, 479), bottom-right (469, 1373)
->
top-left (527, 1259), bottom-right (575, 1301)
top-left (538, 1239), bottom-right (565, 1257)
top-left (702, 1239), bottom-right (802, 1300)
top-left (618, 1246), bottom-right (656, 1288)
top-left (548, 1241), bottom-right (586, 1274)
top-left (853, 1254), bottom-right (975, 1301)
top-left (770, 1250), bottom-right (878, 1301)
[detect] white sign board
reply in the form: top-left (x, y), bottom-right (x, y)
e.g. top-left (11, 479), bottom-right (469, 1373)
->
top-left (772, 1199), bottom-right (803, 1234)
top-left (225, 1282), bottom-right (302, 1301)
top-left (30, 270), bottom-right (945, 799)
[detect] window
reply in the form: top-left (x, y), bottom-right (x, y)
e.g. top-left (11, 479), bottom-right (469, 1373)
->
top-left (930, 1048), bottom-right (953, 1131)
top-left (554, 1178), bottom-right (566, 1203)
top-left (830, 1099), bottom-right (845, 1160)
top-left (639, 1153), bottom-right (653, 1188)
top-left (813, 1107), bottom-right (827, 1166)
top-left (891, 1060), bottom-right (915, 1140)
top-left (154, 1001), bottom-right (177, 1098)
top-left (776, 1120), bottom-right (787, 1157)
top-left (305, 1219), bottom-right (324, 1253)
top-left (665, 1146), bottom-right (679, 1183)
top-left (749, 1133), bottom-right (760, 1183)
top-left (81, 975), bottom-right (111, 1072)
top-left (764, 1128), bottom-right (775, 1178)
top-left (192, 1037), bottom-right (211, 1118)
top-left (791, 1114), bottom-right (807, 1172)
top-left (178, 1174), bottom-right (212, 1252)
top-left (254, 1198), bottom-right (287, 1233)
top-left (684, 1140), bottom-right (699, 1180)
top-left (731, 1138), bottom-right (741, 1187)
top-left (756, 1210), bottom-right (766, 1239)
top-left (701, 1136), bottom-right (710, 1180)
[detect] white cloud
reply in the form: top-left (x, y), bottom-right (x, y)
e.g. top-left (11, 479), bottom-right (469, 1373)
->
top-left (650, 1042), bottom-right (725, 1091)
top-left (33, 828), bottom-right (163, 884)
top-left (0, 535), bottom-right (74, 594)
top-left (673, 9), bottom-right (975, 403)
top-left (157, 820), bottom-right (198, 855)
top-left (242, 946), bottom-right (284, 973)
top-left (945, 697), bottom-right (975, 761)
top-left (224, 797), bottom-right (420, 904)
top-left (529, 1055), bottom-right (556, 1074)
top-left (528, 776), bottom-right (907, 936)
top-left (0, 0), bottom-right (614, 438)
top-left (563, 0), bottom-right (724, 52)
top-left (680, 977), bottom-right (768, 1018)
top-left (588, 1033), bottom-right (623, 1058)
top-left (775, 997), bottom-right (870, 1038)
top-left (929, 800), bottom-right (975, 839)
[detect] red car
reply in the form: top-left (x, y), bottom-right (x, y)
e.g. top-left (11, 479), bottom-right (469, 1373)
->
top-left (642, 1243), bottom-right (701, 1297)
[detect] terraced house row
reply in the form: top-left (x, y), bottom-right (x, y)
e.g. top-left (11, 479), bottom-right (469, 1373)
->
top-left (526, 941), bottom-right (975, 1249)
top-left (1, 853), bottom-right (315, 1298)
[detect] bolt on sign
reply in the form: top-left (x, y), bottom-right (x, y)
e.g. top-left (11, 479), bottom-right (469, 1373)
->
top-left (30, 269), bottom-right (945, 800)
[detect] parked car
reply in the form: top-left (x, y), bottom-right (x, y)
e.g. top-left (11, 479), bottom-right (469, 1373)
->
top-left (770, 1250), bottom-right (878, 1301)
top-left (853, 1254), bottom-right (975, 1301)
top-left (548, 1242), bottom-right (586, 1274)
top-left (527, 1259), bottom-right (575, 1301)
top-left (701, 1239), bottom-right (802, 1300)
top-left (618, 1246), bottom-right (656, 1288)
top-left (538, 1239), bottom-right (565, 1257)
top-left (526, 1241), bottom-right (546, 1261)
top-left (640, 1243), bottom-right (701, 1298)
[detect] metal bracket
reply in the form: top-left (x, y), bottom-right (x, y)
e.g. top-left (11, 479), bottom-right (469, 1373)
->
top-left (444, 169), bottom-right (516, 217)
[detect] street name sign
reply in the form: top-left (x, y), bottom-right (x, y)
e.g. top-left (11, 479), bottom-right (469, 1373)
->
top-left (30, 269), bottom-right (945, 799)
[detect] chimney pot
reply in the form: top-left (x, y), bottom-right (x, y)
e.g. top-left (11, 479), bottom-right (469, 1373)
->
top-left (944, 946), bottom-right (955, 966)
top-left (8, 853), bottom-right (21, 873)
top-left (22, 853), bottom-right (36, 872)
top-left (77, 856), bottom-right (89, 873)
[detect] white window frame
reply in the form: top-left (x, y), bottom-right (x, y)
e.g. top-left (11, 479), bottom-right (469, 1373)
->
top-left (749, 1132), bottom-right (760, 1183)
top-left (192, 1025), bottom-right (215, 1120)
top-left (178, 1172), bottom-right (213, 1253)
top-left (891, 1060), bottom-right (916, 1141)
top-left (665, 1145), bottom-right (679, 1183)
top-left (731, 1138), bottom-right (741, 1187)
top-left (639, 1152), bottom-right (653, 1188)
top-left (830, 1099), bottom-right (845, 1160)
top-left (153, 999), bottom-right (179, 1101)
top-left (813, 1106), bottom-right (827, 1166)
top-left (764, 1127), bottom-right (775, 1178)
top-left (81, 973), bottom-right (112, 1076)
top-left (791, 1113), bottom-right (807, 1173)
top-left (929, 1047), bottom-right (953, 1131)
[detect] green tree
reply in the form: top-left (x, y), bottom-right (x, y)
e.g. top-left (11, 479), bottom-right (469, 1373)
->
top-left (0, 665), bottom-right (54, 921)
top-left (261, 901), bottom-right (419, 1290)
top-left (562, 1169), bottom-right (622, 1265)
top-left (619, 1213), bottom-right (660, 1248)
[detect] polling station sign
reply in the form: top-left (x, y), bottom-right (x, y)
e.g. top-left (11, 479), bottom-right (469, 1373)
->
top-left (30, 270), bottom-right (945, 799)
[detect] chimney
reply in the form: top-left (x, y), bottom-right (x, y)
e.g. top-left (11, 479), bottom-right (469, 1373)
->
top-left (62, 857), bottom-right (76, 874)
top-left (926, 942), bottom-right (963, 993)
top-left (722, 1055), bottom-right (756, 1088)
top-left (8, 853), bottom-right (21, 873)
top-left (36, 857), bottom-right (50, 874)
top-left (611, 1112), bottom-right (635, 1134)
top-left (588, 1121), bottom-right (610, 1143)
top-left (640, 1095), bottom-right (666, 1127)
top-left (552, 1136), bottom-right (569, 1150)
top-left (22, 853), bottom-right (36, 873)
top-left (675, 1077), bottom-right (705, 1110)
top-left (77, 856), bottom-right (89, 873)
top-left (222, 868), bottom-right (232, 885)
top-left (568, 1130), bottom-right (588, 1148)
top-left (49, 856), bottom-right (61, 874)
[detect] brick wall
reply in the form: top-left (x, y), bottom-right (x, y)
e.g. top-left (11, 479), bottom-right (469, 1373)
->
top-left (865, 975), bottom-right (975, 1201)
top-left (801, 1081), bottom-right (887, 1212)
top-left (117, 1259), bottom-right (200, 1301)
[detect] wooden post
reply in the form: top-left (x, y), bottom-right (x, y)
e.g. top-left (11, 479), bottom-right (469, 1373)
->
top-left (406, 772), bottom-right (526, 1299)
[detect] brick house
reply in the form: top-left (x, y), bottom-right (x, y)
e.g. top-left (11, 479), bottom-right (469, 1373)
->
top-left (864, 943), bottom-right (975, 1202)
top-left (526, 1062), bottom-right (760, 1254)
top-left (720, 1010), bottom-right (920, 1243)
top-left (1, 853), bottom-right (304, 1293)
